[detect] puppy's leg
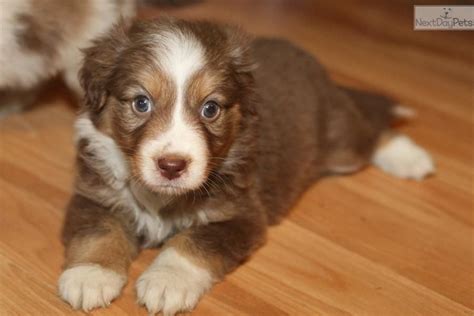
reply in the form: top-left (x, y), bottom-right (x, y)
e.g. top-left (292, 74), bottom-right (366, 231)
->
top-left (58, 195), bottom-right (138, 311)
top-left (372, 131), bottom-right (435, 180)
top-left (327, 128), bottom-right (434, 180)
top-left (325, 87), bottom-right (434, 180)
top-left (136, 214), bottom-right (266, 316)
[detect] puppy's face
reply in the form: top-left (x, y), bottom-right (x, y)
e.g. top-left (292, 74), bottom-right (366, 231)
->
top-left (81, 20), bottom-right (254, 195)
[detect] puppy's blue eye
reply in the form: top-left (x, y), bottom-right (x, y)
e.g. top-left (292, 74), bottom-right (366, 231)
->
top-left (133, 95), bottom-right (151, 113)
top-left (200, 101), bottom-right (220, 121)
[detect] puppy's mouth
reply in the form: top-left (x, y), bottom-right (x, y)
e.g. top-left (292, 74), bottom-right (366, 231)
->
top-left (149, 183), bottom-right (192, 196)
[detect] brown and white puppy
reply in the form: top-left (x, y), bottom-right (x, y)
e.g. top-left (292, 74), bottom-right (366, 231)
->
top-left (0, 0), bottom-right (136, 115)
top-left (58, 18), bottom-right (435, 315)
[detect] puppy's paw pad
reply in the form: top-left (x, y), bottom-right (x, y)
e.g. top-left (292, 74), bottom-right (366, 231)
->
top-left (58, 264), bottom-right (126, 311)
top-left (136, 248), bottom-right (212, 316)
top-left (373, 135), bottom-right (435, 180)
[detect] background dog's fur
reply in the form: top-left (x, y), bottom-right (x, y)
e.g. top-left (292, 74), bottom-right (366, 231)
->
top-left (0, 0), bottom-right (197, 117)
top-left (0, 0), bottom-right (136, 112)
top-left (58, 18), bottom-right (434, 315)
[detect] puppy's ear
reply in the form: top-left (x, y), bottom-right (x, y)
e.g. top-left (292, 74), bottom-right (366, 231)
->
top-left (79, 22), bottom-right (130, 112)
top-left (224, 25), bottom-right (256, 74)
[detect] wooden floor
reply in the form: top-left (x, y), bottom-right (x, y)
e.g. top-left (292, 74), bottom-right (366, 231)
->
top-left (0, 1), bottom-right (473, 315)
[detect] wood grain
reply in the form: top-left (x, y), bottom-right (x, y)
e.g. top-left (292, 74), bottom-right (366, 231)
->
top-left (0, 1), bottom-right (472, 315)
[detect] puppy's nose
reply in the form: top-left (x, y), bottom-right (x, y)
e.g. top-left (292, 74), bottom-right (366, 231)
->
top-left (157, 156), bottom-right (188, 180)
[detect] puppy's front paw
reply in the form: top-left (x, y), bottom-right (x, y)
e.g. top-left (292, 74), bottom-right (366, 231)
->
top-left (136, 248), bottom-right (213, 316)
top-left (373, 135), bottom-right (435, 180)
top-left (58, 264), bottom-right (126, 311)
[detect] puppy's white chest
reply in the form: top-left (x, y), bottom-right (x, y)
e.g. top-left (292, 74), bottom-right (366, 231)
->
top-left (127, 183), bottom-right (206, 247)
top-left (127, 183), bottom-right (175, 247)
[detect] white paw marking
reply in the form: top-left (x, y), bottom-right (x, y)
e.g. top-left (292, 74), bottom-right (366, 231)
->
top-left (136, 248), bottom-right (213, 316)
top-left (373, 135), bottom-right (435, 180)
top-left (58, 264), bottom-right (126, 311)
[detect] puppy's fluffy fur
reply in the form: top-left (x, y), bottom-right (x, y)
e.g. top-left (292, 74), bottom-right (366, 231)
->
top-left (59, 18), bottom-right (435, 315)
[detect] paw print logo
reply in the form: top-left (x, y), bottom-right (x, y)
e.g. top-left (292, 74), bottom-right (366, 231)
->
top-left (440, 7), bottom-right (452, 19)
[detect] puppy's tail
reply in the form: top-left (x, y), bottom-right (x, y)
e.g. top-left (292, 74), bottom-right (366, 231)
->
top-left (339, 86), bottom-right (415, 129)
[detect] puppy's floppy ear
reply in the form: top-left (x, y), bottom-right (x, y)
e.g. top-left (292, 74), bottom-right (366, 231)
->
top-left (224, 25), bottom-right (256, 74)
top-left (79, 21), bottom-right (130, 112)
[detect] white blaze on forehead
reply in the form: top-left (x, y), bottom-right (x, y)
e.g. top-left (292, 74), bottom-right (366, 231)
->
top-left (139, 30), bottom-right (209, 191)
top-left (157, 30), bottom-right (205, 95)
